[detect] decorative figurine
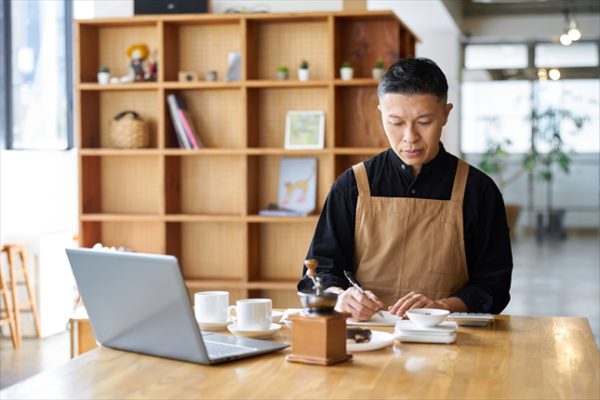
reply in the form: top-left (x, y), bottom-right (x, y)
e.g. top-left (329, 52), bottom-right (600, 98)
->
top-left (286, 259), bottom-right (352, 366)
top-left (126, 43), bottom-right (150, 82)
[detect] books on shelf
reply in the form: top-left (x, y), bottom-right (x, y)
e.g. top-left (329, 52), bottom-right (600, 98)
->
top-left (166, 94), bottom-right (204, 149)
top-left (259, 157), bottom-right (317, 217)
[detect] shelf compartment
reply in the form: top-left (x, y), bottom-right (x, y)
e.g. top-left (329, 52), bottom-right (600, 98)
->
top-left (246, 154), bottom-right (333, 216)
top-left (166, 221), bottom-right (246, 280)
top-left (333, 15), bottom-right (401, 79)
top-left (79, 89), bottom-right (159, 149)
top-left (80, 220), bottom-right (165, 254)
top-left (334, 85), bottom-right (387, 148)
top-left (247, 222), bottom-right (316, 282)
top-left (81, 155), bottom-right (162, 214)
top-left (246, 18), bottom-right (330, 81)
top-left (77, 21), bottom-right (159, 83)
top-left (164, 88), bottom-right (243, 149)
top-left (246, 87), bottom-right (331, 148)
top-left (162, 20), bottom-right (241, 83)
top-left (165, 155), bottom-right (244, 215)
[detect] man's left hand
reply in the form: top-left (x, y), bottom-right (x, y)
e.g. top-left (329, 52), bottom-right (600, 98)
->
top-left (387, 291), bottom-right (447, 317)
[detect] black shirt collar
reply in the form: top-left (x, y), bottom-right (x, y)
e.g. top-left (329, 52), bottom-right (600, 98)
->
top-left (388, 142), bottom-right (450, 177)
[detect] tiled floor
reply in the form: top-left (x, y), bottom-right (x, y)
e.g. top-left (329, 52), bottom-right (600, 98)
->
top-left (1, 232), bottom-right (598, 390)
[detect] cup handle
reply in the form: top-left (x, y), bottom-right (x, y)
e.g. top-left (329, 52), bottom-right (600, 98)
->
top-left (227, 305), bottom-right (237, 321)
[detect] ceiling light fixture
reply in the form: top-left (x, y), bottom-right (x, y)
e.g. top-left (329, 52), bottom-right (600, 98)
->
top-left (548, 68), bottom-right (561, 81)
top-left (560, 7), bottom-right (582, 46)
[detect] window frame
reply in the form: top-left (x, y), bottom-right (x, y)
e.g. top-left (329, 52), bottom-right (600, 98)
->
top-left (1, 0), bottom-right (74, 150)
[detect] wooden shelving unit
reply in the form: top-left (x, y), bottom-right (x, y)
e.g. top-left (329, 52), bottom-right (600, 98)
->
top-left (76, 11), bottom-right (417, 307)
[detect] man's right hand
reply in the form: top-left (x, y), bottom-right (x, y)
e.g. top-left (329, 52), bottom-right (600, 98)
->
top-left (329, 287), bottom-right (384, 321)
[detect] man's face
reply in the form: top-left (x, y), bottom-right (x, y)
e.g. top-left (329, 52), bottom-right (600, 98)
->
top-left (379, 93), bottom-right (453, 175)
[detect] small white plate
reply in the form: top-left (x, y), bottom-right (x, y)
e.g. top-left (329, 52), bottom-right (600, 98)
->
top-left (197, 319), bottom-right (233, 331)
top-left (347, 330), bottom-right (395, 352)
top-left (227, 323), bottom-right (282, 339)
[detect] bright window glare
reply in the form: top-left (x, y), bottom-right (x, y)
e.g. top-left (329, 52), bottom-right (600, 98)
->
top-left (461, 81), bottom-right (532, 153)
top-left (535, 43), bottom-right (599, 68)
top-left (465, 44), bottom-right (528, 70)
top-left (11, 0), bottom-right (69, 149)
top-left (536, 80), bottom-right (600, 153)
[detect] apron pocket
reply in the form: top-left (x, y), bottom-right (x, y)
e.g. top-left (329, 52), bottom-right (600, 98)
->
top-left (427, 220), bottom-right (459, 276)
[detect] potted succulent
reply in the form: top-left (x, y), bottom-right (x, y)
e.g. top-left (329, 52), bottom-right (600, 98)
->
top-left (524, 106), bottom-right (587, 239)
top-left (372, 60), bottom-right (384, 79)
top-left (276, 66), bottom-right (289, 81)
top-left (298, 60), bottom-right (309, 81)
top-left (97, 66), bottom-right (110, 84)
top-left (340, 61), bottom-right (353, 81)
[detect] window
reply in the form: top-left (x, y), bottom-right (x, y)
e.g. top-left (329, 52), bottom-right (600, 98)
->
top-left (464, 44), bottom-right (529, 70)
top-left (1, 0), bottom-right (73, 149)
top-left (535, 42), bottom-right (599, 68)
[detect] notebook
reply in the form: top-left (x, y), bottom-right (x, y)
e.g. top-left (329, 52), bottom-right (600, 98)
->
top-left (65, 248), bottom-right (288, 365)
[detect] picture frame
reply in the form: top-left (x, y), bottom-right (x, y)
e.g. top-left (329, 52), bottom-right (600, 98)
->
top-left (284, 110), bottom-right (325, 150)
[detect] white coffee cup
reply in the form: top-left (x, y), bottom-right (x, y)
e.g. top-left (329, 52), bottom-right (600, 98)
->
top-left (228, 299), bottom-right (272, 331)
top-left (194, 291), bottom-right (229, 323)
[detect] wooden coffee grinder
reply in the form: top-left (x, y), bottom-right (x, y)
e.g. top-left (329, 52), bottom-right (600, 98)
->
top-left (286, 259), bottom-right (352, 366)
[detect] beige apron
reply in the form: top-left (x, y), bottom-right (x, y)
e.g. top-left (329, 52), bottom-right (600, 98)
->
top-left (352, 159), bottom-right (470, 307)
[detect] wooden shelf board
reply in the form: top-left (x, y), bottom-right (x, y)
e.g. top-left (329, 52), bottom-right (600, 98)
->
top-left (79, 149), bottom-right (163, 156)
top-left (80, 214), bottom-right (163, 222)
top-left (334, 79), bottom-right (379, 86)
top-left (333, 147), bottom-right (388, 155)
top-left (164, 215), bottom-right (246, 223)
top-left (246, 215), bottom-right (319, 223)
top-left (245, 80), bottom-right (330, 88)
top-left (163, 148), bottom-right (246, 156)
top-left (246, 148), bottom-right (332, 156)
top-left (78, 82), bottom-right (160, 91)
top-left (163, 82), bottom-right (243, 90)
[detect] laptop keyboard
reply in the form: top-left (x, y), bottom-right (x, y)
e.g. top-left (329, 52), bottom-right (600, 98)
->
top-left (204, 340), bottom-right (258, 358)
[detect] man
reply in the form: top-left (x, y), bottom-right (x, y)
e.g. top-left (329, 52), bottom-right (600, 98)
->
top-left (297, 57), bottom-right (513, 321)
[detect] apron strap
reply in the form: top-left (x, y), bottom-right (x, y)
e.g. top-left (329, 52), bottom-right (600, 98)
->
top-left (352, 163), bottom-right (371, 197)
top-left (450, 159), bottom-right (469, 202)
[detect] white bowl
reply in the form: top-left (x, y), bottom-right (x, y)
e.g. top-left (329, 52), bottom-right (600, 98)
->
top-left (406, 308), bottom-right (450, 327)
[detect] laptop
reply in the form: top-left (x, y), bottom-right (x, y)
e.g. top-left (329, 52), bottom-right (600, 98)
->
top-left (65, 248), bottom-right (288, 365)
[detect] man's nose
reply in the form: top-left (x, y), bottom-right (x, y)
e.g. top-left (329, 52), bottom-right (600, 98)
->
top-left (402, 125), bottom-right (419, 143)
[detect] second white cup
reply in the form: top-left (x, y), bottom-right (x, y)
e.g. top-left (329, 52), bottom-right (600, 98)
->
top-left (229, 299), bottom-right (272, 331)
top-left (194, 291), bottom-right (229, 323)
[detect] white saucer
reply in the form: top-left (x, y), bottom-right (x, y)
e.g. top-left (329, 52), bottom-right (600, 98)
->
top-left (347, 330), bottom-right (395, 352)
top-left (227, 323), bottom-right (281, 338)
top-left (196, 319), bottom-right (233, 331)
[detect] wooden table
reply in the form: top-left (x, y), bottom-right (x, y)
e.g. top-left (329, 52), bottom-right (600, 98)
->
top-left (1, 316), bottom-right (598, 399)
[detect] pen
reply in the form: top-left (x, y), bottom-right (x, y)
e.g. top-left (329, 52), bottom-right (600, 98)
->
top-left (343, 270), bottom-right (384, 319)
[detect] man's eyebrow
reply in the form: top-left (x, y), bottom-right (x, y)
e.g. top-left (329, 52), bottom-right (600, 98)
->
top-left (387, 113), bottom-right (434, 118)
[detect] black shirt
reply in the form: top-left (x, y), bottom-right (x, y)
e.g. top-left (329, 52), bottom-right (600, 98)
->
top-left (297, 143), bottom-right (513, 314)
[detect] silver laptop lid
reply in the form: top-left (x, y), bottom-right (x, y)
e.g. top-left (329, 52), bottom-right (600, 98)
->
top-left (66, 248), bottom-right (210, 364)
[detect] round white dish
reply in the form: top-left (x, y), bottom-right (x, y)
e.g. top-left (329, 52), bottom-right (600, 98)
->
top-left (227, 323), bottom-right (282, 338)
top-left (347, 330), bottom-right (395, 352)
top-left (406, 308), bottom-right (449, 327)
top-left (197, 319), bottom-right (233, 331)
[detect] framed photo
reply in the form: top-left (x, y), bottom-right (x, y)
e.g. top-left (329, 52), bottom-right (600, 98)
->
top-left (284, 110), bottom-right (325, 150)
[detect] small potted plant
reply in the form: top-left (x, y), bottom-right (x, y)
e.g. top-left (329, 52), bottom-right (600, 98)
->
top-left (298, 60), bottom-right (309, 81)
top-left (372, 60), bottom-right (384, 80)
top-left (340, 61), bottom-right (353, 81)
top-left (276, 66), bottom-right (289, 81)
top-left (97, 66), bottom-right (110, 84)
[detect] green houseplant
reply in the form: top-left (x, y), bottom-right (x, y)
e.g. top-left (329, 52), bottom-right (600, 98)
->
top-left (276, 66), bottom-right (289, 80)
top-left (340, 61), bottom-right (353, 80)
top-left (298, 60), bottom-right (309, 81)
top-left (525, 106), bottom-right (587, 239)
top-left (372, 60), bottom-right (384, 79)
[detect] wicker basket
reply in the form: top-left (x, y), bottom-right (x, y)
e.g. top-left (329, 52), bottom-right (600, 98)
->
top-left (109, 111), bottom-right (149, 149)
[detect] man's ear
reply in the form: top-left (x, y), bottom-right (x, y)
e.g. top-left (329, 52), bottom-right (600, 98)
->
top-left (443, 103), bottom-right (453, 125)
top-left (377, 104), bottom-right (381, 112)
